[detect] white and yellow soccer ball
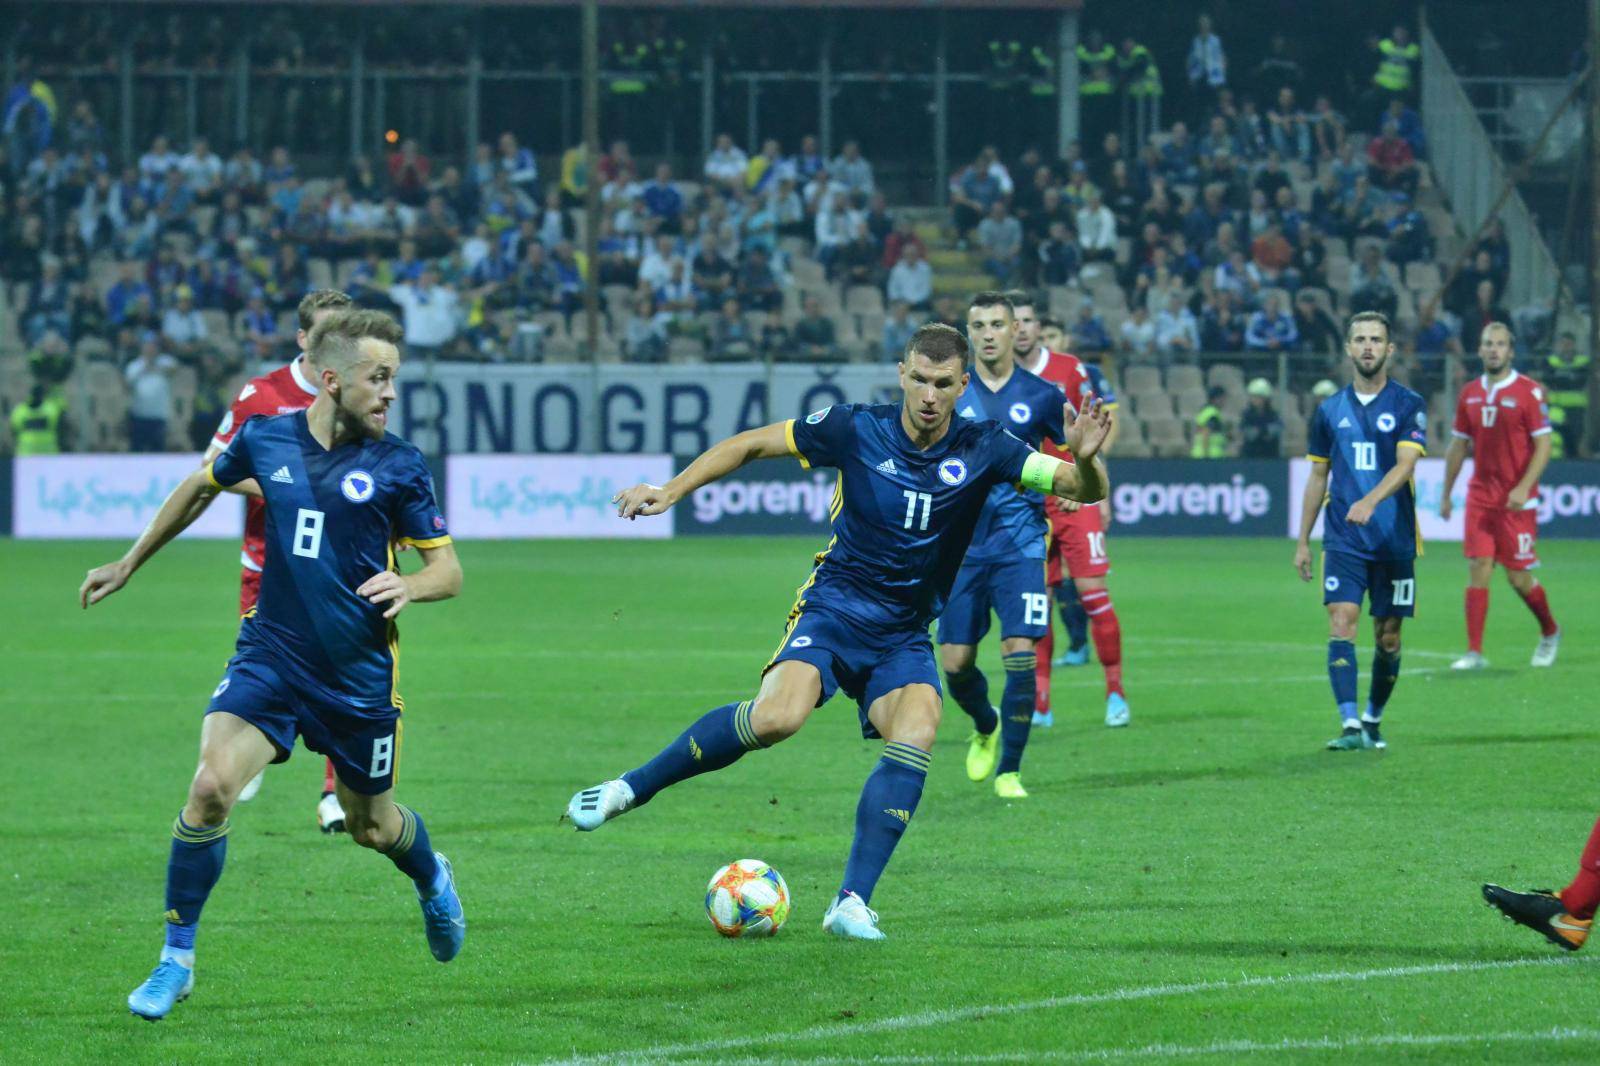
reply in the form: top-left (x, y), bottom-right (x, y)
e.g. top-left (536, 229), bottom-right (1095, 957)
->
top-left (705, 859), bottom-right (791, 938)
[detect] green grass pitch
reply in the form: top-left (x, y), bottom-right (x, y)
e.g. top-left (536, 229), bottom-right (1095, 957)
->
top-left (5, 535), bottom-right (1599, 1063)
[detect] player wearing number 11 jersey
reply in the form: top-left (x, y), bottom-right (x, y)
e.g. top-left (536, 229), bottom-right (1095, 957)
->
top-left (79, 310), bottom-right (465, 1021)
top-left (565, 323), bottom-right (1110, 940)
top-left (1293, 312), bottom-right (1427, 752)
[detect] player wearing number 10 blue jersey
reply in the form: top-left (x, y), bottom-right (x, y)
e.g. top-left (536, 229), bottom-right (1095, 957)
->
top-left (79, 310), bottom-right (466, 1022)
top-left (1294, 311), bottom-right (1427, 753)
top-left (565, 322), bottom-right (1111, 940)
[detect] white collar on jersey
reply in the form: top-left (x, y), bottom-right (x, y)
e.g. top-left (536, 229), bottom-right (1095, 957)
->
top-left (1480, 368), bottom-right (1518, 402)
top-left (1022, 346), bottom-right (1052, 377)
top-left (289, 355), bottom-right (319, 397)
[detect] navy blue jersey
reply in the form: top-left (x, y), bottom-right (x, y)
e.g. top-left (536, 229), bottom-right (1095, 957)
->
top-left (955, 365), bottom-right (1066, 562)
top-left (208, 412), bottom-right (452, 709)
top-left (786, 403), bottom-right (1037, 630)
top-left (1307, 381), bottom-right (1427, 561)
top-left (1083, 361), bottom-right (1117, 408)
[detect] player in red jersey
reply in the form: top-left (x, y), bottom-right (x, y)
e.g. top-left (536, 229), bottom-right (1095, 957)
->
top-left (207, 289), bottom-right (355, 829)
top-left (1010, 293), bottom-right (1129, 729)
top-left (1440, 322), bottom-right (1560, 670)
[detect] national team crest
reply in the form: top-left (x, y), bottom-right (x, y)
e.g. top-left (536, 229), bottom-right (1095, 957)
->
top-left (1375, 413), bottom-right (1396, 432)
top-left (1008, 402), bottom-right (1032, 423)
top-left (341, 470), bottom-right (376, 502)
top-left (938, 458), bottom-right (968, 485)
top-left (790, 635), bottom-right (814, 648)
top-left (805, 406), bottom-right (832, 424)
top-left (212, 677), bottom-right (231, 698)
top-left (1324, 576), bottom-right (1339, 591)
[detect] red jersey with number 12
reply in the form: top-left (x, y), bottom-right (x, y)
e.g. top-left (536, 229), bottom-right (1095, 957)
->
top-left (1451, 370), bottom-right (1552, 510)
top-left (210, 357), bottom-right (320, 572)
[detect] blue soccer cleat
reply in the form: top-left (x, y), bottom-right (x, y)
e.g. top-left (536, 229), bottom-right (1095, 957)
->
top-left (127, 958), bottom-right (193, 1021)
top-left (1104, 692), bottom-right (1130, 728)
top-left (419, 853), bottom-right (466, 962)
top-left (1053, 645), bottom-right (1090, 668)
top-left (1031, 709), bottom-right (1054, 728)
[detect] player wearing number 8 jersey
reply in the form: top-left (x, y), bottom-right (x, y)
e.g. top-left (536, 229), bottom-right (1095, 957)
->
top-left (565, 323), bottom-right (1111, 940)
top-left (79, 310), bottom-right (466, 1021)
top-left (1294, 311), bottom-right (1427, 752)
top-left (1440, 322), bottom-right (1560, 670)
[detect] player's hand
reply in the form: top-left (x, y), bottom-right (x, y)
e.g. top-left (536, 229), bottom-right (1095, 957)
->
top-left (1438, 493), bottom-right (1453, 521)
top-left (1059, 498), bottom-right (1082, 513)
top-left (1293, 542), bottom-right (1313, 583)
top-left (613, 482), bottom-right (674, 520)
top-left (1346, 497), bottom-right (1376, 526)
top-left (358, 570), bottom-right (412, 619)
top-left (80, 559), bottom-right (132, 608)
top-left (1506, 486), bottom-right (1530, 510)
top-left (1064, 398), bottom-right (1112, 462)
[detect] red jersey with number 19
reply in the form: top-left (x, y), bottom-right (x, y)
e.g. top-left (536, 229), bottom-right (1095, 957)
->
top-left (1451, 371), bottom-right (1552, 509)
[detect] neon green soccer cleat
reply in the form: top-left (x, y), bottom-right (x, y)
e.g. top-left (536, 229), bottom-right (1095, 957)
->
top-left (966, 725), bottom-right (1000, 782)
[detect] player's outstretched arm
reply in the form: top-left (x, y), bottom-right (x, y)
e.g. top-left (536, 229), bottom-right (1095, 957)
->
top-left (1293, 460), bottom-right (1330, 582)
top-left (358, 542), bottom-right (461, 620)
top-left (79, 465), bottom-right (222, 608)
top-left (1345, 445), bottom-right (1422, 525)
top-left (1439, 435), bottom-right (1469, 520)
top-left (613, 421), bottom-right (794, 519)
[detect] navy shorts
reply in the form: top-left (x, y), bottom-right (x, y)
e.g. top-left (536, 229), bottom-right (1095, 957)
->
top-left (206, 653), bottom-right (402, 795)
top-left (1322, 550), bottom-right (1417, 619)
top-left (767, 607), bottom-right (941, 739)
top-left (935, 556), bottom-right (1050, 645)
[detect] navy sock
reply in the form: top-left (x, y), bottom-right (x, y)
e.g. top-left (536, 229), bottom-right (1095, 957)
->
top-left (622, 700), bottom-right (765, 806)
top-left (1058, 586), bottom-right (1088, 650)
top-left (996, 651), bottom-right (1036, 775)
top-left (386, 804), bottom-right (444, 895)
top-left (944, 668), bottom-right (997, 734)
top-left (164, 814), bottom-right (229, 957)
top-left (1328, 639), bottom-right (1359, 727)
top-left (1366, 647), bottom-right (1401, 722)
top-left (840, 742), bottom-right (930, 906)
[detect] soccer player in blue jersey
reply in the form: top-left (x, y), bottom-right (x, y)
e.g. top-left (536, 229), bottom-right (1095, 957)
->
top-left (565, 323), bottom-right (1112, 939)
top-left (79, 309), bottom-right (466, 1020)
top-left (1293, 311), bottom-right (1428, 752)
top-left (937, 292), bottom-right (1067, 800)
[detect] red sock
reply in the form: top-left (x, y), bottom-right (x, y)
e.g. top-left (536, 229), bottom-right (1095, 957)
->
top-left (1034, 626), bottom-right (1054, 714)
top-left (1081, 589), bottom-right (1123, 697)
top-left (323, 758), bottom-right (336, 795)
top-left (1560, 814), bottom-right (1600, 920)
top-left (1465, 587), bottom-right (1488, 653)
top-left (1517, 583), bottom-right (1558, 637)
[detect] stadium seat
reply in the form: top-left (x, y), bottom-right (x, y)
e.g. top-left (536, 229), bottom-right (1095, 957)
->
top-left (1143, 417), bottom-right (1189, 457)
top-left (1166, 365), bottom-right (1203, 393)
top-left (845, 286), bottom-right (884, 316)
top-left (1204, 363), bottom-right (1245, 395)
top-left (1405, 261), bottom-right (1443, 295)
top-left (667, 335), bottom-right (706, 362)
top-left (791, 259), bottom-right (826, 289)
top-left (308, 258), bottom-right (335, 291)
top-left (1123, 365), bottom-right (1162, 396)
top-left (1131, 392), bottom-right (1175, 420)
top-left (1172, 388), bottom-right (1208, 420)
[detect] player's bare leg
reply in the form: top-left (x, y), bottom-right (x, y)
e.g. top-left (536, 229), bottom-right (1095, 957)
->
top-left (337, 781), bottom-right (465, 961)
top-left (1505, 566), bottom-right (1561, 667)
top-left (940, 642), bottom-right (1000, 783)
top-left (827, 683), bottom-right (942, 941)
top-left (1075, 575), bottom-right (1128, 727)
top-left (1454, 556), bottom-right (1494, 670)
top-left (1323, 601), bottom-right (1366, 751)
top-left (566, 660), bottom-right (821, 830)
top-left (129, 713), bottom-right (276, 1021)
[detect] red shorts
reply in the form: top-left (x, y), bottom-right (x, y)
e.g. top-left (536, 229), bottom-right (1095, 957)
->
top-left (1462, 500), bottom-right (1539, 570)
top-left (239, 568), bottom-right (262, 615)
top-left (1047, 503), bottom-right (1111, 586)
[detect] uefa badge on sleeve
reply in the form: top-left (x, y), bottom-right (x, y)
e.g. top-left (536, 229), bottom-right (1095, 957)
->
top-left (805, 406), bottom-right (832, 425)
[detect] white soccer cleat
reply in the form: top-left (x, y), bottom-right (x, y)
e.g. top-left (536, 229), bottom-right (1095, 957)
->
top-left (822, 890), bottom-right (886, 941)
top-left (1104, 692), bottom-right (1130, 728)
top-left (317, 792), bottom-right (346, 834)
top-left (565, 779), bottom-right (636, 831)
top-left (1451, 651), bottom-right (1489, 671)
top-left (237, 769), bottom-right (265, 802)
top-left (1532, 628), bottom-right (1561, 668)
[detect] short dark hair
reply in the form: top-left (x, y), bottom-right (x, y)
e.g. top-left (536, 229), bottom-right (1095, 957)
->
top-left (968, 291), bottom-right (1015, 317)
top-left (1002, 289), bottom-right (1038, 315)
top-left (905, 322), bottom-right (969, 369)
top-left (308, 308), bottom-right (405, 372)
top-left (297, 289), bottom-right (354, 333)
top-left (1039, 315), bottom-right (1064, 331)
top-left (1345, 310), bottom-right (1392, 343)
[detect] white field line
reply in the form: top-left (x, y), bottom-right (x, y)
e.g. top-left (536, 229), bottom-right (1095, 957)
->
top-left (535, 955), bottom-right (1592, 1066)
top-left (624, 1025), bottom-right (1600, 1065)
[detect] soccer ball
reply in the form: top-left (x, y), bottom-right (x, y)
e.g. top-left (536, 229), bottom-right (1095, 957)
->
top-left (705, 859), bottom-right (790, 938)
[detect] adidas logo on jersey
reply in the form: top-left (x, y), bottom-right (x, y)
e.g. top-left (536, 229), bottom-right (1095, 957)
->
top-left (269, 466), bottom-right (294, 484)
top-left (875, 458), bottom-right (898, 476)
top-left (958, 405), bottom-right (978, 419)
top-left (1337, 417), bottom-right (1352, 428)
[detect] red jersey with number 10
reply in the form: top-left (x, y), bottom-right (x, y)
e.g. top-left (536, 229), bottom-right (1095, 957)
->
top-left (210, 357), bottom-right (320, 572)
top-left (1451, 370), bottom-right (1552, 510)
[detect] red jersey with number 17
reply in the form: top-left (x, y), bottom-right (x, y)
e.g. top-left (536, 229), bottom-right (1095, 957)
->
top-left (1021, 347), bottom-right (1093, 458)
top-left (1451, 370), bottom-right (1552, 510)
top-left (210, 356), bottom-right (320, 572)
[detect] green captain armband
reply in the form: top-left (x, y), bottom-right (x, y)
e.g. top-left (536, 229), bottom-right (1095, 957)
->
top-left (1020, 452), bottom-right (1064, 494)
